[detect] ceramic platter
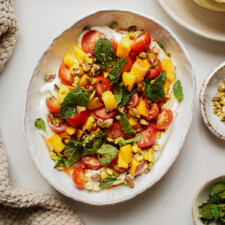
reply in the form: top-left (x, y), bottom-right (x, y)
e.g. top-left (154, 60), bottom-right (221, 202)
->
top-left (158, 0), bottom-right (225, 42)
top-left (24, 10), bottom-right (195, 205)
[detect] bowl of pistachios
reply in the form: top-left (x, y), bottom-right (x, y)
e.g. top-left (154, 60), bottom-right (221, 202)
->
top-left (200, 61), bottom-right (225, 140)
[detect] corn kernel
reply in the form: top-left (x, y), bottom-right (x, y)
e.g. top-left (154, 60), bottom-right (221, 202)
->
top-left (100, 171), bottom-right (108, 179)
top-left (141, 151), bottom-right (148, 160)
top-left (147, 148), bottom-right (154, 163)
top-left (132, 144), bottom-right (140, 153)
top-left (135, 155), bottom-right (144, 162)
top-left (106, 168), bottom-right (114, 176)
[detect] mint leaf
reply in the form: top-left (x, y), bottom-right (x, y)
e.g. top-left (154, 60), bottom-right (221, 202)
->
top-left (173, 80), bottom-right (184, 101)
top-left (63, 141), bottom-right (84, 167)
top-left (99, 177), bottom-right (119, 189)
top-left (34, 118), bottom-right (46, 132)
top-left (94, 38), bottom-right (115, 67)
top-left (210, 183), bottom-right (225, 197)
top-left (97, 143), bottom-right (118, 165)
top-left (144, 71), bottom-right (167, 101)
top-left (60, 88), bottom-right (90, 119)
top-left (113, 83), bottom-right (123, 105)
top-left (93, 131), bottom-right (107, 151)
top-left (109, 58), bottom-right (128, 83)
top-left (121, 87), bottom-right (136, 106)
top-left (119, 114), bottom-right (136, 136)
top-left (119, 133), bottom-right (142, 147)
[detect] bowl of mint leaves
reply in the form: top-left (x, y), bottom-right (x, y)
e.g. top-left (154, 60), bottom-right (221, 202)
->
top-left (192, 175), bottom-right (225, 225)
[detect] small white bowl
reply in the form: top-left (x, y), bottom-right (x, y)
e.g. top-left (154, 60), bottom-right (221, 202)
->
top-left (192, 174), bottom-right (225, 225)
top-left (200, 61), bottom-right (225, 141)
top-left (24, 9), bottom-right (195, 205)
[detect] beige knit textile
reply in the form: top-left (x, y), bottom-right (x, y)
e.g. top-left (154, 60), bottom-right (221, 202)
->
top-left (0, 1), bottom-right (83, 225)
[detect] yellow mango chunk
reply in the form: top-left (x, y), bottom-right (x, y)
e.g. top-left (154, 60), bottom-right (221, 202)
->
top-left (120, 145), bottom-right (133, 164)
top-left (122, 71), bottom-right (136, 92)
top-left (130, 59), bottom-right (150, 83)
top-left (162, 59), bottom-right (175, 83)
top-left (128, 117), bottom-right (138, 127)
top-left (65, 127), bottom-right (77, 135)
top-left (73, 45), bottom-right (86, 62)
top-left (78, 74), bottom-right (91, 87)
top-left (147, 148), bottom-right (154, 163)
top-left (130, 158), bottom-right (145, 177)
top-left (102, 91), bottom-right (118, 111)
top-left (137, 98), bottom-right (149, 117)
top-left (63, 52), bottom-right (76, 68)
top-left (118, 153), bottom-right (128, 169)
top-left (82, 116), bottom-right (95, 131)
top-left (57, 83), bottom-right (73, 104)
top-left (47, 135), bottom-right (65, 154)
top-left (86, 97), bottom-right (103, 110)
top-left (116, 35), bottom-right (131, 58)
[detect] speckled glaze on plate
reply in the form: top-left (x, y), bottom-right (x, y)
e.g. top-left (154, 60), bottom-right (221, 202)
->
top-left (192, 174), bottom-right (225, 225)
top-left (200, 61), bottom-right (225, 141)
top-left (23, 9), bottom-right (195, 205)
top-left (158, 0), bottom-right (225, 42)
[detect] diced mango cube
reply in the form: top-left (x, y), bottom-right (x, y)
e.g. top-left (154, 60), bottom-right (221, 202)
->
top-left (57, 83), bottom-right (73, 104)
top-left (78, 74), bottom-right (91, 87)
top-left (118, 153), bottom-right (128, 169)
top-left (47, 134), bottom-right (65, 154)
top-left (82, 116), bottom-right (95, 131)
top-left (128, 117), bottom-right (138, 127)
top-left (102, 91), bottom-right (118, 111)
top-left (73, 45), bottom-right (86, 62)
top-left (162, 59), bottom-right (175, 83)
top-left (122, 71), bottom-right (136, 92)
top-left (63, 52), bottom-right (76, 68)
top-left (116, 35), bottom-right (131, 58)
top-left (120, 145), bottom-right (133, 164)
top-left (65, 127), bottom-right (77, 135)
top-left (130, 158), bottom-right (145, 177)
top-left (137, 98), bottom-right (149, 117)
top-left (100, 170), bottom-right (108, 179)
top-left (131, 59), bottom-right (150, 83)
top-left (86, 97), bottom-right (103, 110)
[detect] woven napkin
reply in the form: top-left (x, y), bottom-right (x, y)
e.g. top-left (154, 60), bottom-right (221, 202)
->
top-left (0, 1), bottom-right (83, 225)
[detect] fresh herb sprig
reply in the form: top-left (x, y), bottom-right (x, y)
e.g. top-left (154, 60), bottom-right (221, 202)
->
top-left (34, 118), bottom-right (46, 132)
top-left (173, 80), bottom-right (184, 101)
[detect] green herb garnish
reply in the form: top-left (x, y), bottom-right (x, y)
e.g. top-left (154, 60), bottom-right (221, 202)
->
top-left (119, 113), bottom-right (136, 136)
top-left (119, 133), bottom-right (142, 147)
top-left (97, 143), bottom-right (118, 165)
top-left (34, 118), bottom-right (46, 132)
top-left (99, 177), bottom-right (120, 189)
top-left (109, 58), bottom-right (128, 83)
top-left (198, 182), bottom-right (225, 224)
top-left (113, 82), bottom-right (124, 105)
top-left (94, 38), bottom-right (115, 67)
top-left (144, 71), bottom-right (167, 101)
top-left (93, 131), bottom-right (107, 151)
top-left (173, 80), bottom-right (184, 101)
top-left (60, 88), bottom-right (90, 119)
top-left (120, 87), bottom-right (136, 106)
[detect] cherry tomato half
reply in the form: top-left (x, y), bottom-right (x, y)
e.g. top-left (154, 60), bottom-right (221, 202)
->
top-left (145, 103), bottom-right (159, 121)
top-left (93, 107), bottom-right (116, 120)
top-left (66, 110), bottom-right (89, 127)
top-left (151, 109), bottom-right (173, 130)
top-left (121, 56), bottom-right (133, 74)
top-left (131, 32), bottom-right (151, 53)
top-left (104, 122), bottom-right (127, 139)
top-left (95, 76), bottom-right (111, 99)
top-left (46, 96), bottom-right (61, 114)
top-left (72, 166), bottom-right (85, 189)
top-left (136, 126), bottom-right (157, 148)
top-left (58, 63), bottom-right (73, 86)
top-left (108, 155), bottom-right (118, 166)
top-left (127, 93), bottom-right (139, 109)
top-left (147, 58), bottom-right (162, 79)
top-left (113, 164), bottom-right (128, 173)
top-left (82, 156), bottom-right (103, 170)
top-left (82, 30), bottom-right (105, 55)
top-left (110, 39), bottom-right (118, 54)
top-left (47, 115), bottom-right (68, 133)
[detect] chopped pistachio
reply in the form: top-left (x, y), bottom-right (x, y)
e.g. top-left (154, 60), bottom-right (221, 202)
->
top-left (45, 72), bottom-right (56, 82)
top-left (114, 137), bottom-right (123, 145)
top-left (139, 52), bottom-right (147, 59)
top-left (140, 119), bottom-right (149, 125)
top-left (107, 138), bottom-right (114, 143)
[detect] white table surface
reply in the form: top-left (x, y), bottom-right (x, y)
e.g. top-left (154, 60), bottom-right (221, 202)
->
top-left (1, 0), bottom-right (225, 224)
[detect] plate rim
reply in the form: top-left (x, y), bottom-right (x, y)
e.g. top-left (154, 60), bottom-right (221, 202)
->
top-left (23, 8), bottom-right (196, 205)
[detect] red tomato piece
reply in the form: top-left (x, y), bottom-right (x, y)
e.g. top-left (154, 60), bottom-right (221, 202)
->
top-left (66, 110), bottom-right (89, 127)
top-left (108, 155), bottom-right (118, 166)
top-left (121, 56), bottom-right (133, 74)
top-left (95, 76), bottom-right (111, 99)
top-left (127, 93), bottom-right (139, 109)
top-left (113, 164), bottom-right (128, 173)
top-left (72, 166), bottom-right (85, 188)
top-left (136, 126), bottom-right (157, 148)
top-left (151, 109), bottom-right (173, 130)
top-left (110, 39), bottom-right (118, 54)
top-left (147, 58), bottom-right (162, 79)
top-left (93, 107), bottom-right (116, 119)
top-left (104, 122), bottom-right (127, 139)
top-left (47, 115), bottom-right (68, 133)
top-left (82, 156), bottom-right (103, 170)
top-left (46, 97), bottom-right (61, 114)
top-left (81, 30), bottom-right (105, 55)
top-left (58, 63), bottom-right (73, 86)
top-left (131, 32), bottom-right (151, 53)
top-left (145, 103), bottom-right (159, 121)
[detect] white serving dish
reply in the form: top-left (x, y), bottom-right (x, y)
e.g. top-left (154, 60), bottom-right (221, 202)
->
top-left (24, 9), bottom-right (195, 205)
top-left (200, 61), bottom-right (225, 140)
